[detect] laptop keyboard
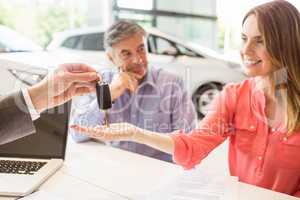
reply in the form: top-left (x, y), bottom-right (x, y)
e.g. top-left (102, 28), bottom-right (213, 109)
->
top-left (0, 160), bottom-right (47, 175)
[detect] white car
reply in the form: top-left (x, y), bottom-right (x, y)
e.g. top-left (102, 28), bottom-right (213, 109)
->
top-left (0, 26), bottom-right (46, 97)
top-left (0, 26), bottom-right (100, 97)
top-left (0, 25), bottom-right (42, 53)
top-left (47, 27), bottom-right (246, 117)
top-left (0, 27), bottom-right (246, 118)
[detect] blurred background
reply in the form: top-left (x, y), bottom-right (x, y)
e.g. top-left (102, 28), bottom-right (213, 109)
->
top-left (0, 0), bottom-right (298, 56)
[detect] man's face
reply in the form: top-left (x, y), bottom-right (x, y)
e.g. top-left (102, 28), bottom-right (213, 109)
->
top-left (108, 33), bottom-right (148, 80)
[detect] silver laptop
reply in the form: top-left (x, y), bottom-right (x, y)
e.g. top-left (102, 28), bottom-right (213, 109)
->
top-left (0, 102), bottom-right (70, 197)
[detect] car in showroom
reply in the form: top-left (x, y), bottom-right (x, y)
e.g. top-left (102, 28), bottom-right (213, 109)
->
top-left (0, 26), bottom-right (246, 118)
top-left (0, 26), bottom-right (100, 98)
top-left (0, 25), bottom-right (42, 53)
top-left (0, 26), bottom-right (45, 97)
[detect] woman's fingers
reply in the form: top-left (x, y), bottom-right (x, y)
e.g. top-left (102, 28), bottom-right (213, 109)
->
top-left (70, 123), bottom-right (136, 141)
top-left (70, 125), bottom-right (121, 141)
top-left (70, 125), bottom-right (104, 138)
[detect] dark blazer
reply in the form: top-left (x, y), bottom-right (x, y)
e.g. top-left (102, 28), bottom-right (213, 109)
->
top-left (0, 91), bottom-right (35, 145)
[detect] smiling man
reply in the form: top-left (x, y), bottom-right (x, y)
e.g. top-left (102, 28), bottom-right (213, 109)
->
top-left (69, 20), bottom-right (197, 162)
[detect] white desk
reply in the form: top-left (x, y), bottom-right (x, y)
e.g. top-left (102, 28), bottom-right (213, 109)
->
top-left (0, 139), bottom-right (298, 200)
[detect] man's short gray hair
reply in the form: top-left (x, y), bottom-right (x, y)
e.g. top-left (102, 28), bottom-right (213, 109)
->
top-left (104, 20), bottom-right (147, 51)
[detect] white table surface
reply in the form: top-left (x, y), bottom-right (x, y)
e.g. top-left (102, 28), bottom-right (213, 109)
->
top-left (0, 139), bottom-right (298, 200)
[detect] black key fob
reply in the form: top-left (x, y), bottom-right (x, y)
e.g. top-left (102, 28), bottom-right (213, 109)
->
top-left (96, 82), bottom-right (112, 110)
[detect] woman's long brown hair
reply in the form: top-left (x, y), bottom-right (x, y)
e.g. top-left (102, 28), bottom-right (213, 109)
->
top-left (243, 0), bottom-right (300, 134)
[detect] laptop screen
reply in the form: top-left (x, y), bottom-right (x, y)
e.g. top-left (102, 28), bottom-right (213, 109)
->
top-left (0, 102), bottom-right (70, 159)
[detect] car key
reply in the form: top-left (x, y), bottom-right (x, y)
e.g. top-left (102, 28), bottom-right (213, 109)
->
top-left (96, 81), bottom-right (112, 127)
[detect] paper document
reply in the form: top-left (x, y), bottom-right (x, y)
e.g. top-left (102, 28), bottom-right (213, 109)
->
top-left (138, 169), bottom-right (238, 200)
top-left (19, 190), bottom-right (64, 200)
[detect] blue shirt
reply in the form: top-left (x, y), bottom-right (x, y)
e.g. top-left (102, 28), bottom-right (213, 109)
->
top-left (70, 67), bottom-right (197, 162)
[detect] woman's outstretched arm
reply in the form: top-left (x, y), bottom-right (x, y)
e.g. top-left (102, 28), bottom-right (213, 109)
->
top-left (71, 123), bottom-right (175, 154)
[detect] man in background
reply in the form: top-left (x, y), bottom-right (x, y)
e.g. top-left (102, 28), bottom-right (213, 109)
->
top-left (70, 20), bottom-right (197, 162)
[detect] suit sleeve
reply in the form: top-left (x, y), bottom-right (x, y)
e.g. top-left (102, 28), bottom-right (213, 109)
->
top-left (0, 91), bottom-right (35, 145)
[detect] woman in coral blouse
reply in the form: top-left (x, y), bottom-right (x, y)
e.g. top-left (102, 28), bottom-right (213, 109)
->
top-left (72, 0), bottom-right (300, 197)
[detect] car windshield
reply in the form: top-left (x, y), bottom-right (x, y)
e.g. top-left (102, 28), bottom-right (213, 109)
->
top-left (0, 26), bottom-right (42, 52)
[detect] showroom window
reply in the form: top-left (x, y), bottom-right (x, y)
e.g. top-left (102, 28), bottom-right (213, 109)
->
top-left (112, 0), bottom-right (217, 50)
top-left (116, 0), bottom-right (153, 10)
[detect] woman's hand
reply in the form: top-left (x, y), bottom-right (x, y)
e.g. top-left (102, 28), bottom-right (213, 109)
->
top-left (70, 122), bottom-right (175, 155)
top-left (70, 123), bottom-right (142, 142)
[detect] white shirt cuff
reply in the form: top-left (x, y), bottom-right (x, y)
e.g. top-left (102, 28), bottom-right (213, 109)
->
top-left (22, 89), bottom-right (40, 121)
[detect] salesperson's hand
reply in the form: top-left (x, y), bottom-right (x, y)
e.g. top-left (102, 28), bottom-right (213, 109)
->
top-left (28, 63), bottom-right (100, 113)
